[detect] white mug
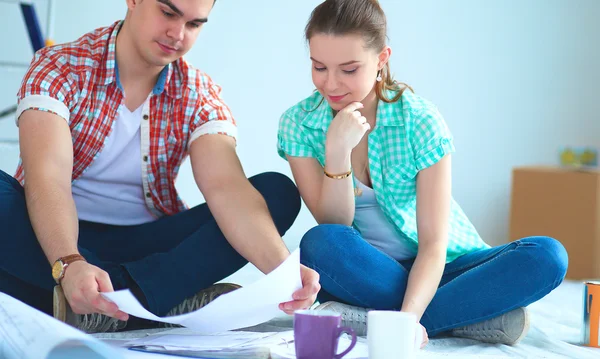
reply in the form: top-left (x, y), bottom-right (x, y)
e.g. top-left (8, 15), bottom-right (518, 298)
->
top-left (367, 310), bottom-right (422, 359)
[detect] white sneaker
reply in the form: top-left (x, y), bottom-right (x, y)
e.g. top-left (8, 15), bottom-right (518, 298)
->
top-left (314, 301), bottom-right (369, 336)
top-left (451, 307), bottom-right (530, 345)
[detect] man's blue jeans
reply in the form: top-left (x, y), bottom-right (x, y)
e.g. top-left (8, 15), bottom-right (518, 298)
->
top-left (0, 170), bottom-right (300, 316)
top-left (300, 224), bottom-right (568, 336)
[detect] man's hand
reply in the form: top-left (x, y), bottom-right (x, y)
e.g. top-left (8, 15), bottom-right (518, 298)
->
top-left (278, 264), bottom-right (321, 315)
top-left (60, 261), bottom-right (129, 321)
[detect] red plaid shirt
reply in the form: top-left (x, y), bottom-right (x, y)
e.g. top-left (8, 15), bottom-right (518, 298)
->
top-left (15, 21), bottom-right (237, 218)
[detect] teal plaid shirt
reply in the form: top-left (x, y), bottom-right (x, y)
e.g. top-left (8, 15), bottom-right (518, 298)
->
top-left (277, 90), bottom-right (489, 262)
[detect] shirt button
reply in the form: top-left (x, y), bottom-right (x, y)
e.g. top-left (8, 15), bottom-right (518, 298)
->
top-left (143, 115), bottom-right (149, 120)
top-left (145, 192), bottom-right (151, 198)
top-left (143, 155), bottom-right (148, 162)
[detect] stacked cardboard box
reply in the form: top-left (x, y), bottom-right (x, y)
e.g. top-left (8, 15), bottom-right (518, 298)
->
top-left (509, 167), bottom-right (600, 280)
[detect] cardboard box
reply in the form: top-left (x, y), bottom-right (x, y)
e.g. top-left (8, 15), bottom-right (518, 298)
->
top-left (509, 167), bottom-right (600, 280)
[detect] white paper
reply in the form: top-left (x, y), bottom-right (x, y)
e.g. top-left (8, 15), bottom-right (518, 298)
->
top-left (126, 329), bottom-right (294, 351)
top-left (102, 249), bottom-right (302, 333)
top-left (0, 292), bottom-right (123, 359)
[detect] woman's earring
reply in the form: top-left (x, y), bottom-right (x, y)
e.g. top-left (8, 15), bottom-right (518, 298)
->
top-left (376, 70), bottom-right (382, 82)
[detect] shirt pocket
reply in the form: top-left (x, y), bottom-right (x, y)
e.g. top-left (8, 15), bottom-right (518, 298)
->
top-left (378, 124), bottom-right (417, 191)
top-left (383, 163), bottom-right (418, 204)
top-left (166, 130), bottom-right (185, 165)
top-left (156, 130), bottom-right (180, 164)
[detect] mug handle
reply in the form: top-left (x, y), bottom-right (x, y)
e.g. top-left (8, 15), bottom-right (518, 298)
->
top-left (414, 323), bottom-right (423, 349)
top-left (334, 326), bottom-right (357, 359)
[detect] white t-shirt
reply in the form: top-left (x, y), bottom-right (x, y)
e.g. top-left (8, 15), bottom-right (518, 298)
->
top-left (71, 104), bottom-right (155, 225)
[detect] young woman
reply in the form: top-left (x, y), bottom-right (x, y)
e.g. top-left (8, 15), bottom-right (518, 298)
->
top-left (277, 0), bottom-right (567, 347)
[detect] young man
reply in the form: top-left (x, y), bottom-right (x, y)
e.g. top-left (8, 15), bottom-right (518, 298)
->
top-left (0, 0), bottom-right (320, 333)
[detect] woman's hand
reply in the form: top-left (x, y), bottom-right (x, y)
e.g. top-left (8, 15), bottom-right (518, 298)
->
top-left (325, 102), bottom-right (370, 156)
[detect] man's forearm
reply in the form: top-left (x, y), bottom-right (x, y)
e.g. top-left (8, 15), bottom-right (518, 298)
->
top-left (25, 179), bottom-right (80, 264)
top-left (401, 246), bottom-right (446, 320)
top-left (204, 178), bottom-right (290, 274)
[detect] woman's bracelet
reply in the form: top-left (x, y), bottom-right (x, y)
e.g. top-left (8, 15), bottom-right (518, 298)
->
top-left (324, 169), bottom-right (352, 179)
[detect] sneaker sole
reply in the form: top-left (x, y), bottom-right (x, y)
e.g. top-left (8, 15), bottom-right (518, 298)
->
top-left (511, 307), bottom-right (530, 345)
top-left (314, 301), bottom-right (335, 311)
top-left (53, 285), bottom-right (67, 323)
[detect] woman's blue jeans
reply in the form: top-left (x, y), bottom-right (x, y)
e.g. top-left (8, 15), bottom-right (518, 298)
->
top-left (300, 224), bottom-right (568, 336)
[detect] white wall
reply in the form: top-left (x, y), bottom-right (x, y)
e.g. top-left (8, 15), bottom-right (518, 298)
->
top-left (1, 1), bottom-right (599, 281)
top-left (0, 0), bottom-right (49, 173)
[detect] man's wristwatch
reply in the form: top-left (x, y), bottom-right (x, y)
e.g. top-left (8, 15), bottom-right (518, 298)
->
top-left (51, 254), bottom-right (87, 284)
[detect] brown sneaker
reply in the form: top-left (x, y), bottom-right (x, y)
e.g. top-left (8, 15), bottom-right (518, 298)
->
top-left (53, 285), bottom-right (127, 334)
top-left (161, 283), bottom-right (241, 327)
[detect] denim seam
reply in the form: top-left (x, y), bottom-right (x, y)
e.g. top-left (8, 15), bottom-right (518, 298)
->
top-left (442, 242), bottom-right (518, 276)
top-left (124, 264), bottom-right (159, 314)
top-left (438, 246), bottom-right (514, 290)
top-left (323, 225), bottom-right (411, 274)
top-left (376, 244), bottom-right (412, 273)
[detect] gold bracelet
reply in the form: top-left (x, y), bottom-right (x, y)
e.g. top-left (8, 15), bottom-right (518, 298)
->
top-left (324, 169), bottom-right (352, 179)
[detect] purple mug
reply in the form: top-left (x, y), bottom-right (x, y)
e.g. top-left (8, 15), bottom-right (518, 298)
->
top-left (294, 309), bottom-right (357, 359)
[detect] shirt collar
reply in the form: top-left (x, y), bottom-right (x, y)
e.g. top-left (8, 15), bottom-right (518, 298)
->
top-left (100, 20), bottom-right (176, 97)
top-left (375, 92), bottom-right (405, 127)
top-left (114, 62), bottom-right (170, 95)
top-left (301, 95), bottom-right (333, 131)
top-left (98, 21), bottom-right (121, 87)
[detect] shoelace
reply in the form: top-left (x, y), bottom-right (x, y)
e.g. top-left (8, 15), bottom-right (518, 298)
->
top-left (340, 307), bottom-right (368, 333)
top-left (161, 292), bottom-right (215, 328)
top-left (160, 284), bottom-right (240, 328)
top-left (78, 313), bottom-right (120, 333)
top-left (167, 292), bottom-right (212, 317)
